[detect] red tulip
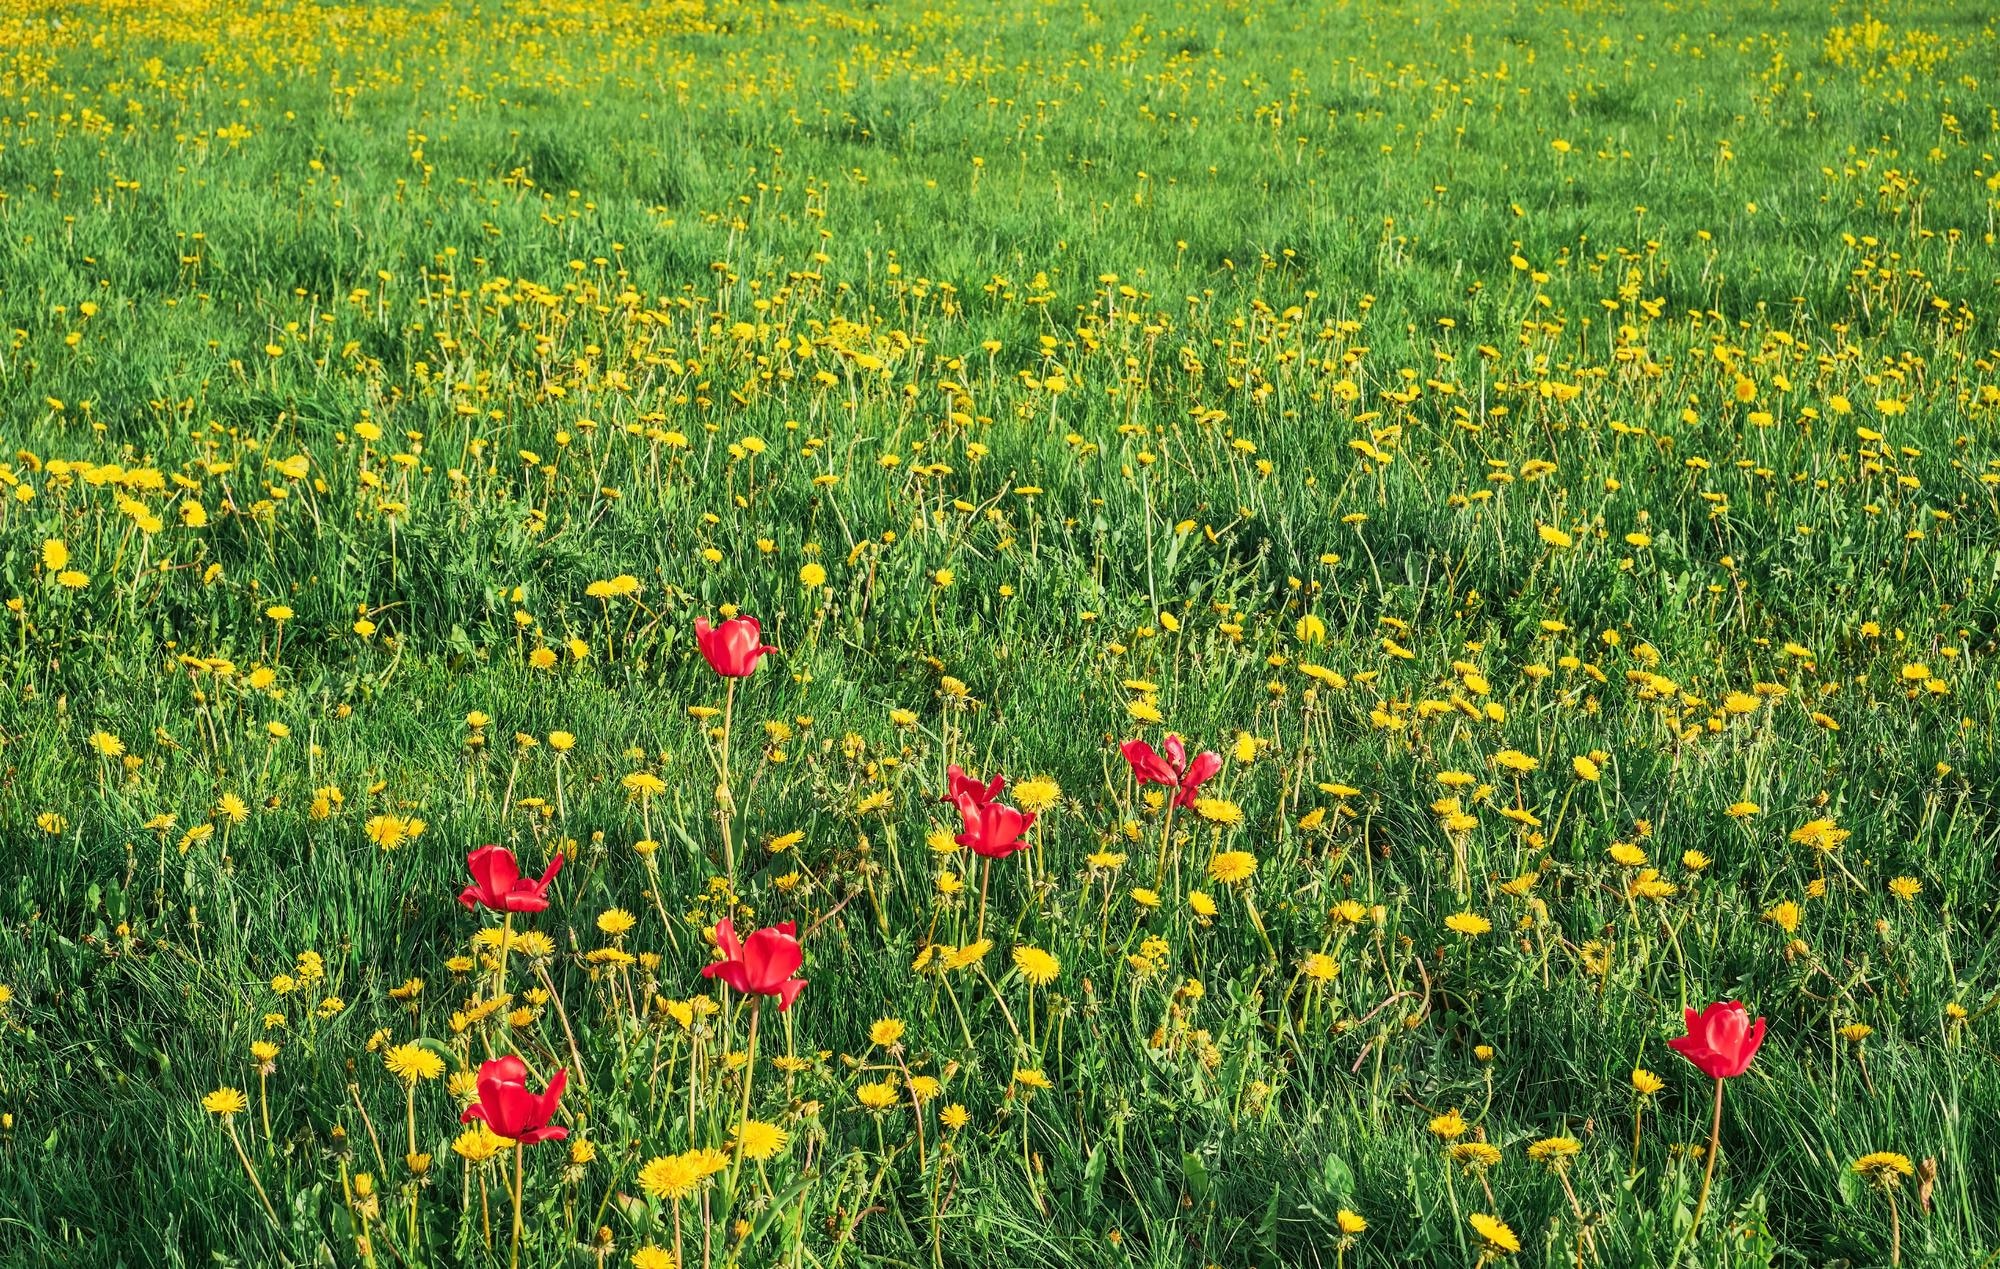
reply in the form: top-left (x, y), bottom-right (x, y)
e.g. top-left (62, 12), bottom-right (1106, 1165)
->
top-left (460, 1056), bottom-right (568, 1143)
top-left (694, 615), bottom-right (775, 678)
top-left (459, 846), bottom-right (564, 914)
top-left (951, 792), bottom-right (1035, 859)
top-left (942, 764), bottom-right (1004, 808)
top-left (702, 918), bottom-right (806, 1009)
top-left (1120, 734), bottom-right (1222, 808)
top-left (1669, 1001), bottom-right (1766, 1079)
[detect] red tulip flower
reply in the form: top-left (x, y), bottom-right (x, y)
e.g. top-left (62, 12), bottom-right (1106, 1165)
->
top-left (1669, 1000), bottom-right (1766, 1079)
top-left (1671, 1000), bottom-right (1767, 1237)
top-left (460, 1056), bottom-right (569, 1144)
top-left (1120, 734), bottom-right (1222, 808)
top-left (702, 918), bottom-right (806, 1009)
top-left (951, 792), bottom-right (1036, 859)
top-left (942, 764), bottom-right (1004, 808)
top-left (459, 846), bottom-right (564, 914)
top-left (694, 614), bottom-right (775, 678)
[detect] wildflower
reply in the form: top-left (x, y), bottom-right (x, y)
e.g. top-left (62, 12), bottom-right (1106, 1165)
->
top-left (459, 1056), bottom-right (569, 1143)
top-left (1789, 818), bottom-right (1850, 854)
top-left (942, 765), bottom-right (1004, 807)
top-left (693, 614), bottom-right (775, 677)
top-left (452, 1123), bottom-right (507, 1163)
top-left (1469, 1213), bottom-right (1520, 1255)
top-left (1120, 735), bottom-right (1222, 807)
top-left (1428, 1109), bottom-right (1468, 1140)
top-left (1012, 946), bottom-right (1060, 987)
top-left (1445, 912), bottom-right (1492, 937)
top-left (701, 919), bottom-right (806, 1009)
top-left (869, 1018), bottom-right (906, 1047)
top-left (383, 1043), bottom-right (445, 1085)
top-left (1012, 776), bottom-right (1061, 813)
top-left (733, 1119), bottom-right (789, 1161)
top-left (857, 1081), bottom-right (900, 1111)
top-left (951, 794), bottom-right (1035, 859)
top-left (1527, 1136), bottom-right (1581, 1166)
top-left (639, 1151), bottom-right (717, 1201)
top-left (1192, 797), bottom-right (1243, 826)
top-left (1853, 1152), bottom-right (1915, 1186)
top-left (203, 1087), bottom-right (248, 1116)
top-left (1450, 1142), bottom-right (1502, 1171)
top-left (1207, 851), bottom-right (1257, 884)
top-left (459, 845), bottom-right (565, 914)
top-left (1669, 1001), bottom-right (1766, 1079)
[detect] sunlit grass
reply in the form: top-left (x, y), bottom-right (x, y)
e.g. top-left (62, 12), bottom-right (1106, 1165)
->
top-left (2, 0), bottom-right (1998, 1264)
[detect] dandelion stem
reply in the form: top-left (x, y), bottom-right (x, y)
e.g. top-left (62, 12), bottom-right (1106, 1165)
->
top-left (1630, 1098), bottom-right (1645, 1177)
top-left (225, 1116), bottom-right (283, 1228)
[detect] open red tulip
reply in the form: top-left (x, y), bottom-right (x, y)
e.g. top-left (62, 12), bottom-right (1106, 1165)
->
top-left (951, 792), bottom-right (1035, 859)
top-left (460, 1056), bottom-right (568, 1143)
top-left (702, 918), bottom-right (806, 1009)
top-left (942, 764), bottom-right (1004, 808)
top-left (459, 846), bottom-right (564, 914)
top-left (694, 615), bottom-right (775, 678)
top-left (1120, 734), bottom-right (1222, 808)
top-left (1669, 1000), bottom-right (1766, 1079)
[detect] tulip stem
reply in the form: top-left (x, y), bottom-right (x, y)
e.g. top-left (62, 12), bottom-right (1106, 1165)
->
top-left (1689, 1076), bottom-right (1725, 1239)
top-left (496, 911), bottom-right (514, 1007)
top-left (977, 856), bottom-right (992, 942)
top-left (720, 677), bottom-right (738, 883)
top-left (730, 1004), bottom-right (761, 1188)
top-left (510, 1141), bottom-right (525, 1269)
top-left (1153, 799), bottom-right (1178, 887)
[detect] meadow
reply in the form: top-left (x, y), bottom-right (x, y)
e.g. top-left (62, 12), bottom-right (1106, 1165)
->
top-left (2, 0), bottom-right (2000, 1263)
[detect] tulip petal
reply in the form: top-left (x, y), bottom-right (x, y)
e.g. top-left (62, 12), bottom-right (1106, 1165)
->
top-left (743, 926), bottom-right (805, 994)
top-left (1120, 739), bottom-right (1176, 786)
top-left (466, 846), bottom-right (521, 906)
top-left (775, 975), bottom-right (806, 1011)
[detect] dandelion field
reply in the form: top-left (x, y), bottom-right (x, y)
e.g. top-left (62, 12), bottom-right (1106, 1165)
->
top-left (5, 0), bottom-right (2000, 1263)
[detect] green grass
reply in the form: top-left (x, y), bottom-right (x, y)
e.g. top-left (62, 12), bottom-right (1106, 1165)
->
top-left (3, 0), bottom-right (2000, 1263)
